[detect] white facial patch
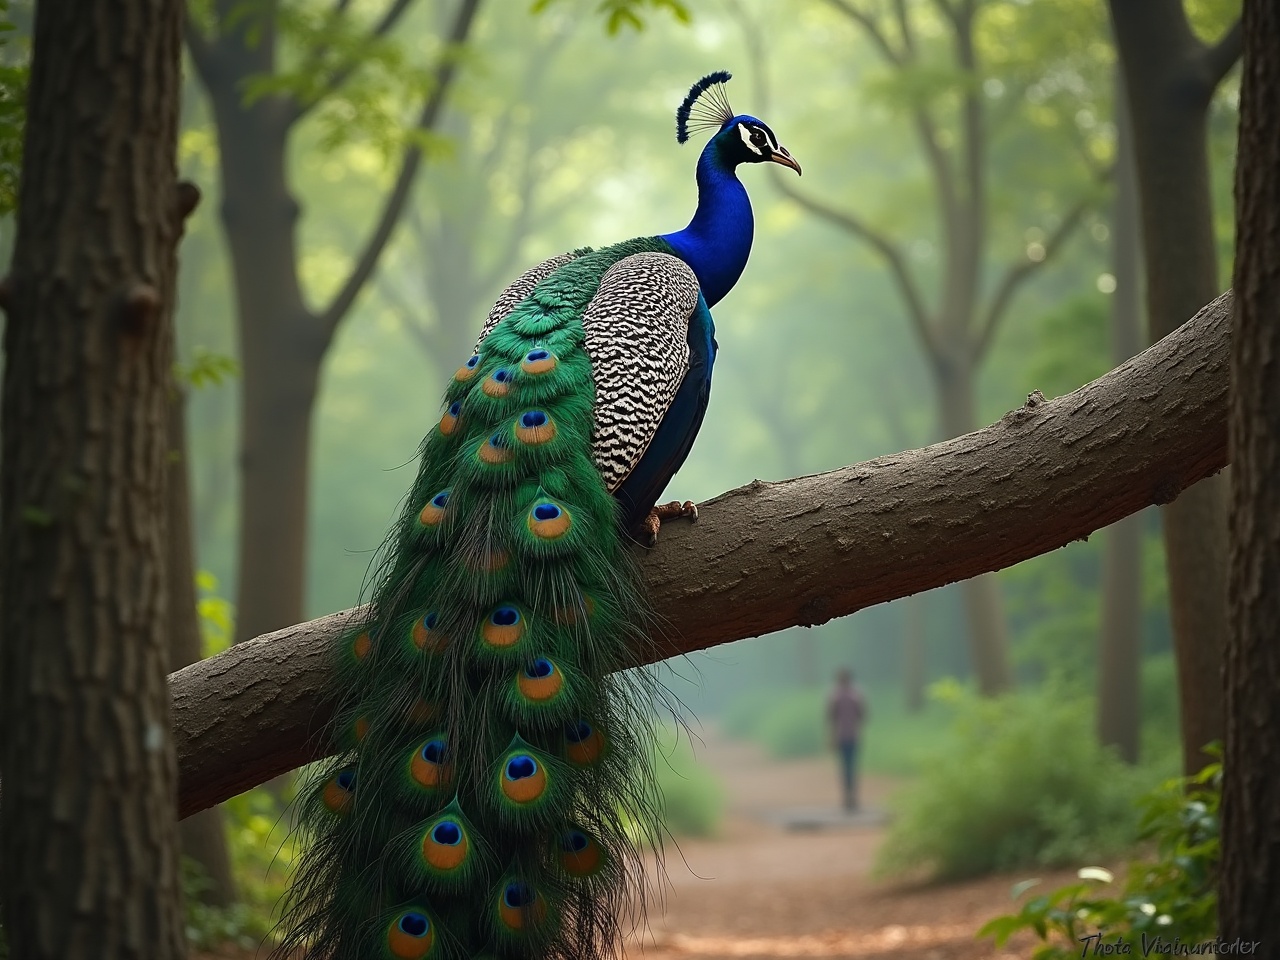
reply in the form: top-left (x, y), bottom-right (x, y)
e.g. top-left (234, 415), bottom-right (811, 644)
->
top-left (738, 123), bottom-right (764, 156)
top-left (763, 126), bottom-right (779, 150)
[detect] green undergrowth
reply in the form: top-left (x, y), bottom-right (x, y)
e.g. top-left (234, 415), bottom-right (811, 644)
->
top-left (645, 721), bottom-right (725, 839)
top-left (874, 680), bottom-right (1153, 882)
top-left (183, 785), bottom-right (300, 952)
top-left (981, 754), bottom-right (1221, 958)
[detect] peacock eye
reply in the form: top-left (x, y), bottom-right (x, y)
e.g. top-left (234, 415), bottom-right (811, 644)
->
top-left (751, 129), bottom-right (766, 146)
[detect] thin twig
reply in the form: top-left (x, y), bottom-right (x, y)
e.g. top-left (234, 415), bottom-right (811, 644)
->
top-left (315, 0), bottom-right (483, 345)
top-left (770, 170), bottom-right (939, 362)
top-left (973, 197), bottom-right (1092, 361)
top-left (290, 0), bottom-right (418, 125)
top-left (824, 0), bottom-right (903, 64)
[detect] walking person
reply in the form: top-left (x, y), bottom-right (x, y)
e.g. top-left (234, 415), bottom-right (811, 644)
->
top-left (828, 668), bottom-right (867, 811)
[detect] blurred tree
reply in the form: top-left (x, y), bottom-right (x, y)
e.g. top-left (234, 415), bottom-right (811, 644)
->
top-left (1107, 0), bottom-right (1240, 775)
top-left (184, 0), bottom-right (482, 648)
top-left (376, 20), bottom-right (579, 383)
top-left (0, 0), bottom-right (188, 954)
top-left (1221, 0), bottom-right (1280, 940)
top-left (772, 0), bottom-right (1108, 695)
top-left (1096, 69), bottom-right (1143, 765)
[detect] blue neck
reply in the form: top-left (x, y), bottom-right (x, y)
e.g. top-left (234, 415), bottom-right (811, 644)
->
top-left (660, 141), bottom-right (753, 308)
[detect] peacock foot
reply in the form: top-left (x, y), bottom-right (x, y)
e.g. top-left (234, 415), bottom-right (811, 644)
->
top-left (641, 500), bottom-right (699, 547)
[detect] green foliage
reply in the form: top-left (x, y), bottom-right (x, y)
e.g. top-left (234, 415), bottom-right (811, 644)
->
top-left (531, 0), bottom-right (690, 34)
top-left (722, 689), bottom-right (826, 759)
top-left (186, 786), bottom-right (300, 952)
top-left (196, 570), bottom-right (235, 658)
top-left (231, 1), bottom-right (462, 160)
top-left (980, 755), bottom-right (1222, 959)
top-left (181, 857), bottom-right (264, 952)
top-left (174, 346), bottom-right (240, 390)
top-left (0, 0), bottom-right (28, 216)
top-left (649, 724), bottom-right (724, 838)
top-left (874, 680), bottom-right (1145, 882)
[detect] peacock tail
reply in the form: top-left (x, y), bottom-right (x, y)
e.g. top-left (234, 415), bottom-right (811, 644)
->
top-left (273, 64), bottom-right (802, 960)
top-left (276, 236), bottom-right (690, 960)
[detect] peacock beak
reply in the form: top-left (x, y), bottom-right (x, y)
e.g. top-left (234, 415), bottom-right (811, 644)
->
top-left (770, 146), bottom-right (802, 176)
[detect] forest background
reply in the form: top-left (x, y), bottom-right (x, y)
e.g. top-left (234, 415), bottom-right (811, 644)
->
top-left (0, 0), bottom-right (1250, 948)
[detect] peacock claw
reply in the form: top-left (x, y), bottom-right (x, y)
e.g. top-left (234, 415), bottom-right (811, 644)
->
top-left (642, 500), bottom-right (699, 547)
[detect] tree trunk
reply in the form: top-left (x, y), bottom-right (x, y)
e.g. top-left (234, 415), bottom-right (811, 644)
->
top-left (166, 387), bottom-right (237, 907)
top-left (1108, 0), bottom-right (1235, 775)
top-left (0, 0), bottom-right (187, 956)
top-left (1096, 69), bottom-right (1144, 765)
top-left (203, 74), bottom-right (319, 646)
top-left (937, 362), bottom-right (1012, 696)
top-left (1220, 0), bottom-right (1280, 940)
top-left (902, 593), bottom-right (927, 713)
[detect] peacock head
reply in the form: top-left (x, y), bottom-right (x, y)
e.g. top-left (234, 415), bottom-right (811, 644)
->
top-left (676, 71), bottom-right (801, 176)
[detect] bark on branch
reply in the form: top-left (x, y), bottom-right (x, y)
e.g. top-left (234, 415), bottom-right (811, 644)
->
top-left (172, 292), bottom-right (1233, 819)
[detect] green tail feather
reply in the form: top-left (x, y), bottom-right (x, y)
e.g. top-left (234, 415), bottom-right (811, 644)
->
top-left (276, 237), bottom-right (676, 960)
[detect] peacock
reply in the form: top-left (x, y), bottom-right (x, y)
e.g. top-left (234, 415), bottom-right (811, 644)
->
top-left (275, 71), bottom-right (799, 960)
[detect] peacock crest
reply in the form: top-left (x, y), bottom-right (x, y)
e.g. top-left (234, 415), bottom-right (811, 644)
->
top-left (676, 69), bottom-right (735, 144)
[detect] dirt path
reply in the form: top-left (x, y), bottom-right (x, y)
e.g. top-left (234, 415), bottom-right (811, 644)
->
top-left (624, 728), bottom-right (1071, 960)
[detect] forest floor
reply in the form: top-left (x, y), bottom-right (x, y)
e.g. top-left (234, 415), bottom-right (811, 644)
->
top-left (194, 727), bottom-right (1077, 960)
top-left (620, 728), bottom-right (1070, 960)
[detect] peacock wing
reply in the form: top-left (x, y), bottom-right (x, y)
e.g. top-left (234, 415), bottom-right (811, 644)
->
top-left (578, 252), bottom-right (701, 493)
top-left (474, 249), bottom-right (589, 350)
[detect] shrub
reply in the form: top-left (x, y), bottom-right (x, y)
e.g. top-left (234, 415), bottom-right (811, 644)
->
top-left (981, 754), bottom-right (1221, 958)
top-left (874, 680), bottom-right (1146, 881)
top-left (182, 857), bottom-right (265, 952)
top-left (650, 723), bottom-right (725, 838)
top-left (754, 691), bottom-right (826, 758)
top-left (720, 689), bottom-right (829, 759)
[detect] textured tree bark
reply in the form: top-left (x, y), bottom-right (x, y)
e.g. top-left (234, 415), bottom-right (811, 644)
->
top-left (1108, 0), bottom-right (1239, 774)
top-left (166, 387), bottom-right (238, 907)
top-left (170, 292), bottom-right (1233, 818)
top-left (1220, 1), bottom-right (1280, 941)
top-left (0, 0), bottom-right (187, 956)
top-left (1096, 69), bottom-right (1144, 765)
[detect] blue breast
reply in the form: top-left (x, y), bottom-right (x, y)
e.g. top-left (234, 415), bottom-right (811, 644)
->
top-left (659, 139), bottom-right (754, 308)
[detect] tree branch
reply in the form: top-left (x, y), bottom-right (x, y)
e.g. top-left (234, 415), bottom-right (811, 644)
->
top-left (183, 6), bottom-right (218, 83)
top-left (770, 170), bottom-right (939, 362)
top-left (315, 0), bottom-right (482, 345)
top-left (291, 0), bottom-right (418, 124)
top-left (172, 292), bottom-right (1234, 818)
top-left (972, 196), bottom-right (1092, 361)
top-left (824, 0), bottom-right (904, 64)
top-left (1202, 17), bottom-right (1242, 91)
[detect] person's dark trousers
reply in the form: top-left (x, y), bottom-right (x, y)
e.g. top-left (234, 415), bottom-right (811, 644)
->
top-left (838, 739), bottom-right (859, 810)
